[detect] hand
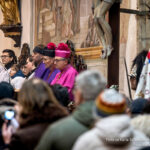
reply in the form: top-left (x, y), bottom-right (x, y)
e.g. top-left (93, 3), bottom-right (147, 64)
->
top-left (2, 122), bottom-right (13, 144)
top-left (68, 101), bottom-right (76, 113)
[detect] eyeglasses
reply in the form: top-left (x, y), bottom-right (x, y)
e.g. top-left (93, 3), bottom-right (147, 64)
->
top-left (54, 58), bottom-right (66, 62)
top-left (0, 55), bottom-right (10, 58)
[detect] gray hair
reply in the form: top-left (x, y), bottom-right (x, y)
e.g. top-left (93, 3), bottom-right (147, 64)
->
top-left (75, 70), bottom-right (106, 101)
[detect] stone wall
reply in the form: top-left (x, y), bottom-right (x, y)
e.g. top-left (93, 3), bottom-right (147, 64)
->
top-left (137, 0), bottom-right (150, 51)
top-left (120, 0), bottom-right (131, 95)
top-left (21, 0), bottom-right (34, 51)
top-left (120, 0), bottom-right (138, 97)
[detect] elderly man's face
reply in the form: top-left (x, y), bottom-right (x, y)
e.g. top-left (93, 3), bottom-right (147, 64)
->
top-left (43, 56), bottom-right (54, 68)
top-left (53, 56), bottom-right (67, 71)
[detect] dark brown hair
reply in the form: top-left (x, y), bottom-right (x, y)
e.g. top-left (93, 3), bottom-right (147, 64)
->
top-left (18, 43), bottom-right (30, 64)
top-left (3, 49), bottom-right (17, 64)
top-left (18, 78), bottom-right (68, 126)
top-left (11, 64), bottom-right (19, 73)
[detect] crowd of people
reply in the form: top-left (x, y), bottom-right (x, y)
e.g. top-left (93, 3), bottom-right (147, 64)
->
top-left (0, 42), bottom-right (149, 150)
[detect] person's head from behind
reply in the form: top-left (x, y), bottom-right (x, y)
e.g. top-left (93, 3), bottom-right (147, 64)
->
top-left (9, 64), bottom-right (19, 77)
top-left (129, 98), bottom-right (149, 117)
top-left (0, 98), bottom-right (17, 107)
top-left (20, 43), bottom-right (30, 56)
top-left (18, 43), bottom-right (30, 64)
top-left (17, 78), bottom-right (68, 125)
top-left (51, 84), bottom-right (70, 107)
top-left (93, 89), bottom-right (126, 119)
top-left (74, 70), bottom-right (106, 106)
top-left (66, 40), bottom-right (75, 53)
top-left (1, 49), bottom-right (17, 66)
top-left (0, 82), bottom-right (14, 100)
top-left (32, 45), bottom-right (44, 66)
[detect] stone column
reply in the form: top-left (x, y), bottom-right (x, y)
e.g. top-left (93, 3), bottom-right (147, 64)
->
top-left (21, 0), bottom-right (34, 51)
top-left (123, 0), bottom-right (137, 98)
top-left (137, 0), bottom-right (147, 52)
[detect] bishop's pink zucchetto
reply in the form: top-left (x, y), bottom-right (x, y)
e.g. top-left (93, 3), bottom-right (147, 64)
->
top-left (55, 43), bottom-right (71, 58)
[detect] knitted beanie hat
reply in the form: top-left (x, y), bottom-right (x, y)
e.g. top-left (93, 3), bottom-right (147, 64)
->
top-left (94, 89), bottom-right (126, 117)
top-left (55, 43), bottom-right (71, 58)
top-left (43, 43), bottom-right (56, 57)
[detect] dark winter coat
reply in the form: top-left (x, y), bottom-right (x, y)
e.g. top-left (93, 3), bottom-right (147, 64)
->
top-left (9, 106), bottom-right (68, 150)
top-left (35, 100), bottom-right (95, 150)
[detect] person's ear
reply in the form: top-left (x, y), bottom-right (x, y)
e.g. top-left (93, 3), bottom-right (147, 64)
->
top-left (10, 57), bottom-right (13, 61)
top-left (64, 59), bottom-right (68, 65)
top-left (74, 89), bottom-right (84, 106)
top-left (126, 108), bottom-right (131, 117)
top-left (52, 58), bottom-right (55, 63)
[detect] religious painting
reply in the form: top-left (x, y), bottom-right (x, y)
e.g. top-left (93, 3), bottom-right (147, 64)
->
top-left (81, 10), bottom-right (100, 48)
top-left (34, 0), bottom-right (80, 45)
top-left (34, 0), bottom-right (100, 48)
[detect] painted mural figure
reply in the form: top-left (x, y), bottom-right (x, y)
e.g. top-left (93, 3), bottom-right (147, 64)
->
top-left (48, 0), bottom-right (58, 35)
top-left (71, 0), bottom-right (80, 34)
top-left (81, 7), bottom-right (100, 48)
top-left (0, 0), bottom-right (20, 25)
top-left (61, 0), bottom-right (73, 38)
top-left (93, 0), bottom-right (121, 58)
top-left (37, 0), bottom-right (80, 44)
